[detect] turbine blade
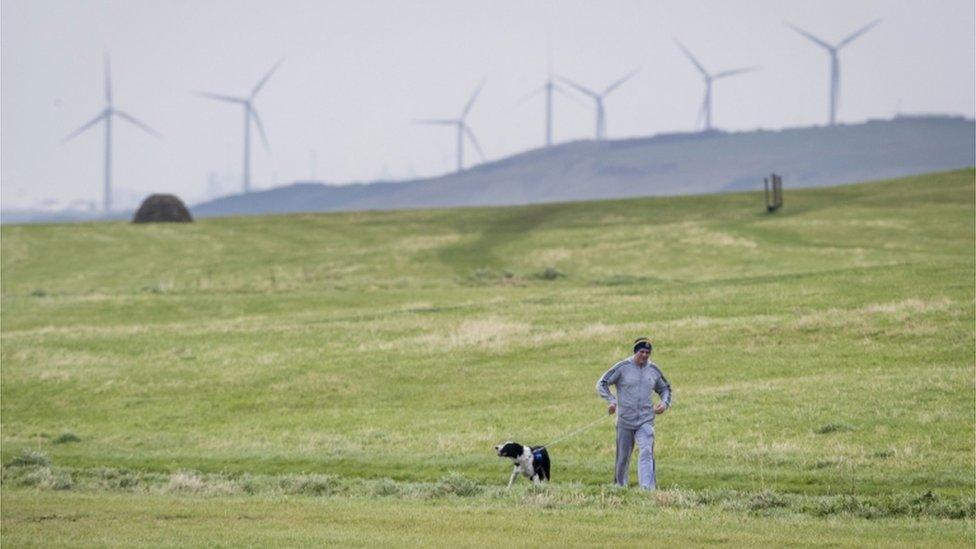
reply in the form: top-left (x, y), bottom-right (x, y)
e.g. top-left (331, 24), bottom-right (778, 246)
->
top-left (461, 80), bottom-right (485, 119)
top-left (514, 84), bottom-right (546, 107)
top-left (462, 125), bottom-right (485, 161)
top-left (713, 66), bottom-right (759, 79)
top-left (250, 107), bottom-right (270, 151)
top-left (194, 91), bottom-right (246, 104)
top-left (837, 19), bottom-right (882, 49)
top-left (552, 83), bottom-right (590, 108)
top-left (251, 58), bottom-right (283, 99)
top-left (555, 75), bottom-right (598, 99)
top-left (675, 40), bottom-right (708, 76)
top-left (415, 118), bottom-right (458, 126)
top-left (104, 53), bottom-right (113, 106)
top-left (784, 22), bottom-right (833, 50)
top-left (603, 67), bottom-right (640, 96)
top-left (115, 110), bottom-right (161, 138)
top-left (62, 111), bottom-right (106, 143)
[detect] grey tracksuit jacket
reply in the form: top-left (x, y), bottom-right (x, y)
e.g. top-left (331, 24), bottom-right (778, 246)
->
top-left (596, 357), bottom-right (672, 429)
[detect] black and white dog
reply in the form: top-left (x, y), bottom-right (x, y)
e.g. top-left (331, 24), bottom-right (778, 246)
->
top-left (495, 441), bottom-right (551, 487)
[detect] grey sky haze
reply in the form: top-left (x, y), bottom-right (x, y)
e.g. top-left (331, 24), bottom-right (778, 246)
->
top-left (1, 0), bottom-right (973, 210)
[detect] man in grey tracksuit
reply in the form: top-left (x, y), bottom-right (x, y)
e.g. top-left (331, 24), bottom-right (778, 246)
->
top-left (596, 337), bottom-right (672, 489)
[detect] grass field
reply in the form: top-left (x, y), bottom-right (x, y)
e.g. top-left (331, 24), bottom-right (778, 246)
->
top-left (2, 169), bottom-right (974, 546)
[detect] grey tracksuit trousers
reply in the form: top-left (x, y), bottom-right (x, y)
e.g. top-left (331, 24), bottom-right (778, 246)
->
top-left (616, 422), bottom-right (655, 489)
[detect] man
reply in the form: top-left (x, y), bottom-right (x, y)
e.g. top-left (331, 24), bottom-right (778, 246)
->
top-left (596, 337), bottom-right (672, 490)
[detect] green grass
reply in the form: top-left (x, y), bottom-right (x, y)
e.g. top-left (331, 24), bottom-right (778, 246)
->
top-left (2, 169), bottom-right (974, 545)
top-left (3, 490), bottom-right (974, 547)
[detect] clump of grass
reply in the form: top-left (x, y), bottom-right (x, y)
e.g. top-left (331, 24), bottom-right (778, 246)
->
top-left (166, 470), bottom-right (206, 493)
top-left (279, 474), bottom-right (341, 497)
top-left (886, 491), bottom-right (975, 520)
top-left (2, 465), bottom-right (72, 490)
top-left (434, 472), bottom-right (482, 497)
top-left (30, 289), bottom-right (47, 297)
top-left (535, 267), bottom-right (565, 281)
top-left (799, 492), bottom-right (976, 520)
top-left (652, 488), bottom-right (699, 509)
top-left (371, 478), bottom-right (402, 497)
top-left (6, 449), bottom-right (51, 468)
top-left (522, 485), bottom-right (560, 509)
top-left (45, 469), bottom-right (74, 490)
top-left (747, 490), bottom-right (790, 512)
top-left (813, 422), bottom-right (854, 434)
top-left (235, 473), bottom-right (259, 495)
top-left (810, 495), bottom-right (884, 519)
top-left (96, 468), bottom-right (141, 490)
top-left (460, 268), bottom-right (525, 286)
top-left (164, 470), bottom-right (239, 495)
top-left (53, 432), bottom-right (81, 444)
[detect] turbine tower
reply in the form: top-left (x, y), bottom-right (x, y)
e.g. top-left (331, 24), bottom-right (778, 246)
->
top-left (417, 82), bottom-right (486, 173)
top-left (676, 41), bottom-right (758, 131)
top-left (62, 55), bottom-right (160, 214)
top-left (518, 50), bottom-right (585, 147)
top-left (196, 60), bottom-right (282, 193)
top-left (786, 20), bottom-right (882, 126)
top-left (556, 68), bottom-right (639, 140)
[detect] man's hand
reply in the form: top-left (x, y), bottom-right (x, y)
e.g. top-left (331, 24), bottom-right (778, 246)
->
top-left (654, 403), bottom-right (667, 415)
top-left (608, 403), bottom-right (617, 415)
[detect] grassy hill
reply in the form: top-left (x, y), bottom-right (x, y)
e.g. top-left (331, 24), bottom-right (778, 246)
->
top-left (191, 116), bottom-right (975, 218)
top-left (2, 169), bottom-right (974, 545)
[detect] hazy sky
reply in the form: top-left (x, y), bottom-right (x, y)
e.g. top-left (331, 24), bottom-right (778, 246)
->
top-left (2, 0), bottom-right (974, 210)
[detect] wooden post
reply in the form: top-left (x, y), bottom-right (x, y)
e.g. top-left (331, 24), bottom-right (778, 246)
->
top-left (764, 176), bottom-right (771, 212)
top-left (765, 173), bottom-right (783, 212)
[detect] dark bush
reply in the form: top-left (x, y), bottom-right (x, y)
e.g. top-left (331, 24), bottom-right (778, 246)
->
top-left (132, 194), bottom-right (193, 223)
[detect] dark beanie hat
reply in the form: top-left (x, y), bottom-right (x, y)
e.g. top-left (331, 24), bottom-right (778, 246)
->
top-left (633, 337), bottom-right (652, 353)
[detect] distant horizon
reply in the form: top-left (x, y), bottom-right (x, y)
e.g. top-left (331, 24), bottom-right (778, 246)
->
top-left (3, 113), bottom-right (972, 216)
top-left (3, 115), bottom-right (971, 226)
top-left (5, 111), bottom-right (973, 212)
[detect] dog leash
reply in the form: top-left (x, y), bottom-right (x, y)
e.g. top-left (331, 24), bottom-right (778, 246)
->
top-left (537, 413), bottom-right (614, 450)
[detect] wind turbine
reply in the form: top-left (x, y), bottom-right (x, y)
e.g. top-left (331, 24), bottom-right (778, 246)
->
top-left (675, 41), bottom-right (758, 131)
top-left (416, 82), bottom-right (486, 173)
top-left (62, 55), bottom-right (160, 214)
top-left (517, 50), bottom-right (585, 147)
top-left (196, 60), bottom-right (282, 193)
top-left (786, 20), bottom-right (882, 126)
top-left (556, 68), bottom-right (639, 140)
